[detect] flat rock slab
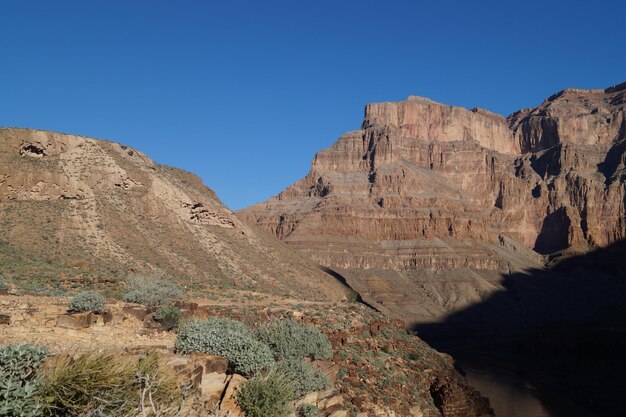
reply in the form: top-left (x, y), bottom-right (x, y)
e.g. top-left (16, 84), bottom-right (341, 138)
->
top-left (219, 374), bottom-right (247, 416)
top-left (56, 312), bottom-right (98, 329)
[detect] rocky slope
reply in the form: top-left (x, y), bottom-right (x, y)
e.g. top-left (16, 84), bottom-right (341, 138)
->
top-left (0, 292), bottom-right (493, 417)
top-left (240, 82), bottom-right (626, 325)
top-left (0, 128), bottom-right (350, 301)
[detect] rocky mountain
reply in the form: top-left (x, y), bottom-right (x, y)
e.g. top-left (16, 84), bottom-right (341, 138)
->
top-left (240, 82), bottom-right (626, 325)
top-left (0, 128), bottom-right (350, 301)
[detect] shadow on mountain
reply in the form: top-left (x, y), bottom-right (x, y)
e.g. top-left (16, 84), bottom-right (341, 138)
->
top-left (413, 239), bottom-right (626, 417)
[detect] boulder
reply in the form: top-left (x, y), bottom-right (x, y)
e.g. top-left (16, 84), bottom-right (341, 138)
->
top-left (190, 352), bottom-right (229, 374)
top-left (102, 307), bottom-right (124, 325)
top-left (219, 374), bottom-right (247, 416)
top-left (199, 372), bottom-right (228, 409)
top-left (123, 305), bottom-right (150, 321)
top-left (56, 312), bottom-right (98, 329)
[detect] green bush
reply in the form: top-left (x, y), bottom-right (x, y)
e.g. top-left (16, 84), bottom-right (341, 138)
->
top-left (175, 318), bottom-right (274, 376)
top-left (408, 349), bottom-right (421, 361)
top-left (68, 291), bottom-right (105, 314)
top-left (256, 319), bottom-right (333, 360)
top-left (122, 276), bottom-right (185, 307)
top-left (236, 372), bottom-right (294, 417)
top-left (274, 359), bottom-right (329, 399)
top-left (297, 403), bottom-right (323, 417)
top-left (0, 344), bottom-right (49, 416)
top-left (153, 306), bottom-right (182, 330)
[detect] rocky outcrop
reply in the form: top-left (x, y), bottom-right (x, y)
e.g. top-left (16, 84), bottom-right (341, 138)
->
top-left (1, 292), bottom-right (492, 417)
top-left (0, 128), bottom-right (350, 301)
top-left (362, 97), bottom-right (519, 154)
top-left (240, 82), bottom-right (626, 325)
top-left (509, 82), bottom-right (626, 153)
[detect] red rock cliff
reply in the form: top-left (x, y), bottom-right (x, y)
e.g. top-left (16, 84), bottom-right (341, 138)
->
top-left (240, 82), bottom-right (626, 324)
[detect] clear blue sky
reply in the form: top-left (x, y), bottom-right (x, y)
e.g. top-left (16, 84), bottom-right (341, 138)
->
top-left (1, 1), bottom-right (624, 209)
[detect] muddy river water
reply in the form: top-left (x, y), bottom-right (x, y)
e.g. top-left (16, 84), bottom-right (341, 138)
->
top-left (455, 359), bottom-right (595, 417)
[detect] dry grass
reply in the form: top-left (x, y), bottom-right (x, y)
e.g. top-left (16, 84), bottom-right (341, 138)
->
top-left (41, 350), bottom-right (182, 417)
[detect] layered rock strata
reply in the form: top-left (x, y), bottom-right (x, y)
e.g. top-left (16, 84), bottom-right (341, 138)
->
top-left (0, 128), bottom-right (350, 301)
top-left (241, 82), bottom-right (626, 324)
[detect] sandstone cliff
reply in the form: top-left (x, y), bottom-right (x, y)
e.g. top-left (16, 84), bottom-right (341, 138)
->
top-left (240, 82), bottom-right (626, 324)
top-left (0, 128), bottom-right (350, 301)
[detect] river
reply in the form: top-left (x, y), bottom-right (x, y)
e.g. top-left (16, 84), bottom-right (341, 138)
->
top-left (454, 358), bottom-right (597, 417)
top-left (419, 334), bottom-right (597, 417)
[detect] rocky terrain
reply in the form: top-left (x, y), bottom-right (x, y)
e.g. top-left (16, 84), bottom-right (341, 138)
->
top-left (0, 127), bottom-right (496, 416)
top-left (240, 82), bottom-right (626, 325)
top-left (0, 128), bottom-right (350, 301)
top-left (0, 290), bottom-right (492, 417)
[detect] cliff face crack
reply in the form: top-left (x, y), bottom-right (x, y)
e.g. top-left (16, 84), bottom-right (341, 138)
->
top-left (597, 137), bottom-right (626, 185)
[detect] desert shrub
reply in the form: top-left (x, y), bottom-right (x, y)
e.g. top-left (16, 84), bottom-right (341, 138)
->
top-left (153, 306), bottom-right (182, 330)
top-left (297, 403), bottom-right (323, 417)
top-left (256, 319), bottom-right (333, 360)
top-left (236, 372), bottom-right (294, 417)
top-left (0, 276), bottom-right (8, 292)
top-left (134, 351), bottom-right (182, 416)
top-left (41, 350), bottom-right (180, 417)
top-left (122, 276), bottom-right (185, 307)
top-left (68, 291), bottom-right (106, 313)
top-left (408, 349), bottom-right (421, 361)
top-left (274, 359), bottom-right (329, 399)
top-left (175, 318), bottom-right (274, 376)
top-left (0, 344), bottom-right (49, 416)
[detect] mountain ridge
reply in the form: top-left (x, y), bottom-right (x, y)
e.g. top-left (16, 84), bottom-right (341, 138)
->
top-left (0, 127), bottom-right (350, 301)
top-left (240, 82), bottom-right (626, 325)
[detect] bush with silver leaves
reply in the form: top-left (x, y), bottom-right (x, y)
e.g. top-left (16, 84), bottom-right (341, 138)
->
top-left (122, 276), bottom-right (185, 307)
top-left (236, 372), bottom-right (294, 417)
top-left (274, 359), bottom-right (329, 399)
top-left (68, 291), bottom-right (106, 314)
top-left (153, 306), bottom-right (182, 331)
top-left (175, 318), bottom-right (274, 376)
top-left (0, 344), bottom-right (49, 417)
top-left (256, 319), bottom-right (333, 361)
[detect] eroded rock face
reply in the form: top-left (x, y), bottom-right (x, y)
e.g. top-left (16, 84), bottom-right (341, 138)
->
top-left (240, 82), bottom-right (626, 324)
top-left (510, 82), bottom-right (626, 153)
top-left (0, 128), bottom-right (349, 301)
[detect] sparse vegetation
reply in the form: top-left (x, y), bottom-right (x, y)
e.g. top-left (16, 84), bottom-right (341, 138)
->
top-left (122, 276), bottom-right (185, 307)
top-left (41, 350), bottom-right (181, 417)
top-left (297, 403), bottom-right (323, 417)
top-left (274, 359), bottom-right (329, 399)
top-left (175, 318), bottom-right (274, 376)
top-left (236, 372), bottom-right (294, 417)
top-left (0, 344), bottom-right (49, 417)
top-left (408, 349), bottom-right (422, 361)
top-left (0, 275), bottom-right (8, 292)
top-left (256, 319), bottom-right (333, 360)
top-left (153, 306), bottom-right (182, 330)
top-left (68, 291), bottom-right (105, 313)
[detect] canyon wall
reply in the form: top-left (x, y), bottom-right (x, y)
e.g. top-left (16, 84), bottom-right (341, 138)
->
top-left (241, 82), bottom-right (626, 324)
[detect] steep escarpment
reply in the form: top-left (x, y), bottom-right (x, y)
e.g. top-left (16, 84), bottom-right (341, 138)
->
top-left (509, 82), bottom-right (626, 153)
top-left (241, 82), bottom-right (626, 325)
top-left (0, 128), bottom-right (349, 301)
